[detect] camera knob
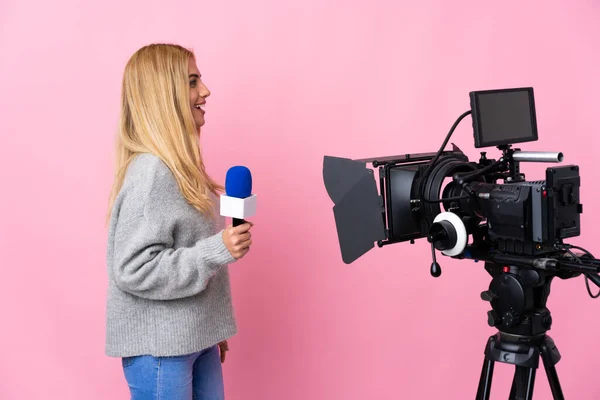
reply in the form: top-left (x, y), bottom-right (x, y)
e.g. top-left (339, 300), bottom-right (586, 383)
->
top-left (541, 312), bottom-right (553, 329)
top-left (487, 310), bottom-right (501, 327)
top-left (480, 290), bottom-right (498, 302)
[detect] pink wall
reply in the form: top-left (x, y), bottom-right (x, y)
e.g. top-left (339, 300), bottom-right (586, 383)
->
top-left (2, 1), bottom-right (600, 399)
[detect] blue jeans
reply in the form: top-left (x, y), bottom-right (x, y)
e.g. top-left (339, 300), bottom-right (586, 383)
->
top-left (121, 345), bottom-right (224, 400)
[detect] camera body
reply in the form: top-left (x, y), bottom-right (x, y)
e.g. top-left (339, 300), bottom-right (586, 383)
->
top-left (381, 146), bottom-right (582, 259)
top-left (323, 87), bottom-right (583, 265)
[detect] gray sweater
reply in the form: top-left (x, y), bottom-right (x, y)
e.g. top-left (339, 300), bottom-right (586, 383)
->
top-left (105, 153), bottom-right (237, 357)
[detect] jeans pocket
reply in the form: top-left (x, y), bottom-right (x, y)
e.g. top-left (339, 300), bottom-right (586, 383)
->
top-left (122, 356), bottom-right (137, 368)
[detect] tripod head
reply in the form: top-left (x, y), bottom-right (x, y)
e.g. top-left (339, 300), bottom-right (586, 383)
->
top-left (461, 243), bottom-right (600, 328)
top-left (481, 261), bottom-right (555, 338)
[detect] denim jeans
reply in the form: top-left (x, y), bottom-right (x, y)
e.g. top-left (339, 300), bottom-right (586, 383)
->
top-left (121, 345), bottom-right (224, 400)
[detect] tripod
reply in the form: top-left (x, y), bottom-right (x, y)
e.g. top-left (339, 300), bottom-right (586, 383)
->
top-left (475, 262), bottom-right (565, 400)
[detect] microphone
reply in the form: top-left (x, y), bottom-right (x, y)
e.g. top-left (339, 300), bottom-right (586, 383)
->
top-left (220, 166), bottom-right (257, 227)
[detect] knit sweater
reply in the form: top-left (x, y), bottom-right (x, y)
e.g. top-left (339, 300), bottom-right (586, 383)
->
top-left (105, 153), bottom-right (238, 357)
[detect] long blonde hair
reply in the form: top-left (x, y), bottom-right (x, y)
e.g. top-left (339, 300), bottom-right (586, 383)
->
top-left (107, 43), bottom-right (223, 222)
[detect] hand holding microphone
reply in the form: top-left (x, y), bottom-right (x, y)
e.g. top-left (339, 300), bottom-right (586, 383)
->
top-left (220, 166), bottom-right (257, 259)
top-left (222, 223), bottom-right (253, 259)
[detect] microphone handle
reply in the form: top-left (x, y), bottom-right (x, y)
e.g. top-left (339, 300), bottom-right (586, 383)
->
top-left (233, 218), bottom-right (246, 227)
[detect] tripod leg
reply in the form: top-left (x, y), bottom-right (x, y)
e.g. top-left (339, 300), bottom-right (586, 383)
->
top-left (476, 358), bottom-right (494, 400)
top-left (508, 366), bottom-right (536, 400)
top-left (540, 339), bottom-right (564, 400)
top-left (542, 363), bottom-right (564, 400)
top-left (476, 336), bottom-right (497, 400)
top-left (509, 367), bottom-right (516, 399)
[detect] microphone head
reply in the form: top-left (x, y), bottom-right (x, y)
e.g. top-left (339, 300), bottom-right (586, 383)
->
top-left (225, 166), bottom-right (252, 198)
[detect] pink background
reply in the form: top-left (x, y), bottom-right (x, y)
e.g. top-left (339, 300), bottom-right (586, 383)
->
top-left (1, 1), bottom-right (599, 399)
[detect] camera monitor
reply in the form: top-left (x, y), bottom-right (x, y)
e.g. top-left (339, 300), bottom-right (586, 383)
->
top-left (470, 87), bottom-right (538, 148)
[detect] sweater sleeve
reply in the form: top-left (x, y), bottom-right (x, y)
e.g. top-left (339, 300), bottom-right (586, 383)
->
top-left (110, 157), bottom-right (237, 300)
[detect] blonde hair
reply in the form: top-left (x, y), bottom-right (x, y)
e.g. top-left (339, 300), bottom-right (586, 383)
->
top-left (107, 43), bottom-right (223, 222)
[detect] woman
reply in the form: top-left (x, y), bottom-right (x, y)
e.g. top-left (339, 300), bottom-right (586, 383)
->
top-left (105, 43), bottom-right (252, 399)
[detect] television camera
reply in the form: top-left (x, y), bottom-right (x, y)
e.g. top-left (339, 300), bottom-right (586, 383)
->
top-left (322, 87), bottom-right (600, 399)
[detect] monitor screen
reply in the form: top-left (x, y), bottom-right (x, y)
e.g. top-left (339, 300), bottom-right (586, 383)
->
top-left (470, 87), bottom-right (538, 148)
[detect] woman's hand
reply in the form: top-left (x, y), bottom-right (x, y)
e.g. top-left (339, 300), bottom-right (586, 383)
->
top-left (222, 222), bottom-right (253, 259)
top-left (218, 340), bottom-right (229, 363)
